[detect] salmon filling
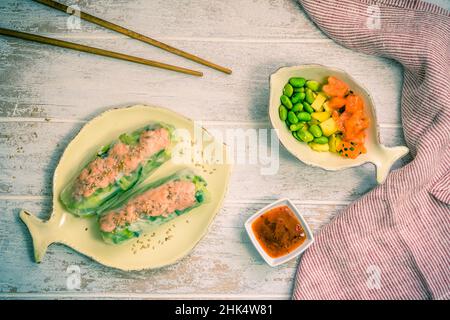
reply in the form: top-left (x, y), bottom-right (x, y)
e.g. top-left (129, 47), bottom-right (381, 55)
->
top-left (99, 180), bottom-right (197, 233)
top-left (74, 128), bottom-right (170, 198)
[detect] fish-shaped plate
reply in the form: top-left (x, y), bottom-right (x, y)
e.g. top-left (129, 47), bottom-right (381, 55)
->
top-left (20, 105), bottom-right (232, 271)
top-left (269, 65), bottom-right (409, 183)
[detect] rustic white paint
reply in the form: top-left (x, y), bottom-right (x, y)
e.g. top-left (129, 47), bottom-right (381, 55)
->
top-left (0, 38), bottom-right (405, 125)
top-left (1, 0), bottom-right (445, 299)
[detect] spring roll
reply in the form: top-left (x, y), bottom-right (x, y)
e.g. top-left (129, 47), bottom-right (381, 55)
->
top-left (98, 170), bottom-right (208, 244)
top-left (60, 123), bottom-right (174, 217)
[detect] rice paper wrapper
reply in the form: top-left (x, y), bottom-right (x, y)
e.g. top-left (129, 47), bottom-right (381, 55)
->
top-left (60, 122), bottom-right (175, 217)
top-left (97, 169), bottom-right (209, 245)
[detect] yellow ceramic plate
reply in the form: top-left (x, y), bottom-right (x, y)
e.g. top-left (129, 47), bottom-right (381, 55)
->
top-left (20, 105), bottom-right (232, 271)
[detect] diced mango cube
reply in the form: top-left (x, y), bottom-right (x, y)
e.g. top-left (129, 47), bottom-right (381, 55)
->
top-left (311, 93), bottom-right (327, 111)
top-left (323, 101), bottom-right (331, 113)
top-left (311, 111), bottom-right (331, 123)
top-left (328, 134), bottom-right (342, 153)
top-left (319, 117), bottom-right (338, 136)
top-left (308, 142), bottom-right (330, 152)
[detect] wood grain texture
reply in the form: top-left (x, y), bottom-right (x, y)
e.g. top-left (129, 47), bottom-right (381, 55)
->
top-left (3, 0), bottom-right (445, 299)
top-left (0, 38), bottom-right (403, 124)
top-left (0, 27), bottom-right (204, 76)
top-left (0, 199), bottom-right (340, 298)
top-left (0, 0), bottom-right (326, 40)
top-left (0, 121), bottom-right (408, 201)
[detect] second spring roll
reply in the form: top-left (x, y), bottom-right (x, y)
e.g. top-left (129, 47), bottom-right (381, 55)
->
top-left (60, 123), bottom-right (174, 217)
top-left (98, 170), bottom-right (209, 244)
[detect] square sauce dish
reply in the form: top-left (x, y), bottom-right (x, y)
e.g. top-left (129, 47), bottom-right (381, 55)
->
top-left (245, 199), bottom-right (314, 267)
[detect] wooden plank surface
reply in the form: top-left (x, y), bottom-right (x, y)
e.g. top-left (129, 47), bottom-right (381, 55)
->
top-left (0, 121), bottom-right (407, 200)
top-left (0, 0), bottom-right (326, 40)
top-left (0, 38), bottom-right (403, 124)
top-left (1, 0), bottom-right (445, 299)
top-left (0, 199), bottom-right (341, 299)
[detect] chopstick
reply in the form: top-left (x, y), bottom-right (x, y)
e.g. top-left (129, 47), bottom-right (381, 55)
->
top-left (34, 0), bottom-right (232, 75)
top-left (0, 27), bottom-right (203, 77)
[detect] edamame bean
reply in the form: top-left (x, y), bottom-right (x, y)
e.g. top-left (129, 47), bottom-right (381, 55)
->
top-left (293, 87), bottom-right (305, 93)
top-left (297, 112), bottom-right (311, 122)
top-left (306, 80), bottom-right (321, 92)
top-left (305, 88), bottom-right (315, 104)
top-left (292, 102), bottom-right (303, 112)
top-left (299, 123), bottom-right (309, 132)
top-left (280, 95), bottom-right (293, 109)
top-left (287, 111), bottom-right (299, 124)
top-left (300, 123), bottom-right (309, 131)
top-left (313, 136), bottom-right (329, 144)
top-left (303, 102), bottom-right (314, 114)
top-left (279, 105), bottom-right (287, 121)
top-left (298, 130), bottom-right (314, 143)
top-left (283, 83), bottom-right (294, 97)
top-left (290, 123), bottom-right (304, 131)
top-left (292, 131), bottom-right (302, 141)
top-left (291, 92), bottom-right (305, 104)
top-left (308, 124), bottom-right (323, 138)
top-left (289, 77), bottom-right (306, 88)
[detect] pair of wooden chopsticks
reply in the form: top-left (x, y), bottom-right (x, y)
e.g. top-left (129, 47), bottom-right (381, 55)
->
top-left (0, 0), bottom-right (232, 76)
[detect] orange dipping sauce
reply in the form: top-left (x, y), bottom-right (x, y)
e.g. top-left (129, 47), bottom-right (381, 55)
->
top-left (251, 205), bottom-right (306, 258)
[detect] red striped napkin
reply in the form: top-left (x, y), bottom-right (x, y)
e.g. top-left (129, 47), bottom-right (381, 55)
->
top-left (293, 0), bottom-right (450, 300)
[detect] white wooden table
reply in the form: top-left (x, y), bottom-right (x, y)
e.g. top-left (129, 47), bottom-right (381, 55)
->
top-left (1, 0), bottom-right (448, 300)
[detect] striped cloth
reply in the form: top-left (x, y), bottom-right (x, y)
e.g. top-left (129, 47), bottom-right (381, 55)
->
top-left (293, 0), bottom-right (450, 300)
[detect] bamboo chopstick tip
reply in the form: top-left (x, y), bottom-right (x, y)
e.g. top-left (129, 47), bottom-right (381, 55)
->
top-left (216, 66), bottom-right (232, 75)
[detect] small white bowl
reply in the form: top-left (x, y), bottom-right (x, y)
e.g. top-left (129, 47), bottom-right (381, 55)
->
top-left (269, 65), bottom-right (409, 184)
top-left (245, 198), bottom-right (314, 267)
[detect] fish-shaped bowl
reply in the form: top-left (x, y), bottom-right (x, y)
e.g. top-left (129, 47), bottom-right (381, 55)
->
top-left (269, 65), bottom-right (409, 183)
top-left (19, 105), bottom-right (232, 271)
